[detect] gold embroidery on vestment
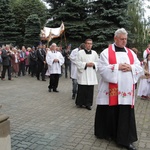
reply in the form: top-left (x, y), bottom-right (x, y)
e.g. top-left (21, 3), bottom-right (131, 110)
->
top-left (109, 88), bottom-right (118, 96)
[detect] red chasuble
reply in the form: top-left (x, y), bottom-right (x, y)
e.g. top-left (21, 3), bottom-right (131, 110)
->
top-left (108, 45), bottom-right (134, 106)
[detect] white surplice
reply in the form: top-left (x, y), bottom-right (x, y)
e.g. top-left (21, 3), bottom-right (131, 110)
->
top-left (137, 61), bottom-right (150, 97)
top-left (69, 48), bottom-right (79, 79)
top-left (96, 44), bottom-right (143, 105)
top-left (75, 49), bottom-right (99, 85)
top-left (46, 50), bottom-right (64, 75)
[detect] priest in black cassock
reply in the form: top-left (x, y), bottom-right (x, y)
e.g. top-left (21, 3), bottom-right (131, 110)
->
top-left (95, 28), bottom-right (143, 150)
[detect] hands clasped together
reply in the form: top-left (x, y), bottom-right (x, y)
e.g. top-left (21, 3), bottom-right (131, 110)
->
top-left (86, 62), bottom-right (95, 67)
top-left (119, 63), bottom-right (132, 72)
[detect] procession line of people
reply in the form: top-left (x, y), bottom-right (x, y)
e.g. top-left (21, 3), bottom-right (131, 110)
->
top-left (68, 28), bottom-right (143, 150)
top-left (1, 27), bottom-right (150, 150)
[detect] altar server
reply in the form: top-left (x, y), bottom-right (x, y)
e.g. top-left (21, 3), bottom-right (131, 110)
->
top-left (75, 39), bottom-right (99, 110)
top-left (46, 43), bottom-right (64, 92)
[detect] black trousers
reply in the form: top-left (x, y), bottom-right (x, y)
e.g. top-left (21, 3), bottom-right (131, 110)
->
top-left (36, 62), bottom-right (45, 80)
top-left (75, 84), bottom-right (94, 107)
top-left (18, 62), bottom-right (25, 76)
top-left (1, 65), bottom-right (11, 79)
top-left (30, 64), bottom-right (37, 76)
top-left (48, 74), bottom-right (59, 90)
top-left (94, 105), bottom-right (138, 146)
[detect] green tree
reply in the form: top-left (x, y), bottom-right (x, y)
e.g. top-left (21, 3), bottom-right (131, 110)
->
top-left (10, 0), bottom-right (48, 45)
top-left (0, 0), bottom-right (20, 46)
top-left (24, 14), bottom-right (41, 47)
top-left (86, 0), bottom-right (131, 51)
top-left (41, 0), bottom-right (150, 52)
top-left (145, 17), bottom-right (150, 45)
top-left (128, 1), bottom-right (144, 47)
top-left (44, 0), bottom-right (88, 48)
top-left (127, 0), bottom-right (150, 58)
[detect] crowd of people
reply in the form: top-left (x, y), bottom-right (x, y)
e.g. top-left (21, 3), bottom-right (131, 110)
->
top-left (0, 43), bottom-right (70, 82)
top-left (0, 28), bottom-right (150, 150)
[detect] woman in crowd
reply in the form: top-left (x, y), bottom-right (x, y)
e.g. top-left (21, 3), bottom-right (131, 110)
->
top-left (11, 47), bottom-right (20, 77)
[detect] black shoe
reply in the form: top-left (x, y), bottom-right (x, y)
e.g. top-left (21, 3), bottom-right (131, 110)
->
top-left (42, 79), bottom-right (46, 81)
top-left (8, 78), bottom-right (13, 81)
top-left (126, 144), bottom-right (136, 150)
top-left (128, 144), bottom-right (136, 150)
top-left (48, 89), bottom-right (51, 92)
top-left (86, 106), bottom-right (92, 110)
top-left (53, 89), bottom-right (59, 92)
top-left (72, 94), bottom-right (75, 99)
top-left (37, 78), bottom-right (40, 80)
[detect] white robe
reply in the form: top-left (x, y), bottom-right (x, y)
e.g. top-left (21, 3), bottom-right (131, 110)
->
top-left (137, 61), bottom-right (150, 97)
top-left (96, 44), bottom-right (143, 105)
top-left (76, 49), bottom-right (98, 85)
top-left (69, 48), bottom-right (79, 79)
top-left (46, 51), bottom-right (64, 75)
top-left (143, 49), bottom-right (150, 60)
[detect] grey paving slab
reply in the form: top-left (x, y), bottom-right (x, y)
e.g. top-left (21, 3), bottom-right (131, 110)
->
top-left (0, 74), bottom-right (150, 150)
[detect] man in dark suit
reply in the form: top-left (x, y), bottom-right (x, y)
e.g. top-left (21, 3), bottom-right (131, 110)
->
top-left (1, 45), bottom-right (13, 80)
top-left (36, 43), bottom-right (46, 81)
top-left (29, 47), bottom-right (37, 77)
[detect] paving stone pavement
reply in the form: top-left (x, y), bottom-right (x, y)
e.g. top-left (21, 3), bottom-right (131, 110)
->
top-left (0, 74), bottom-right (150, 150)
